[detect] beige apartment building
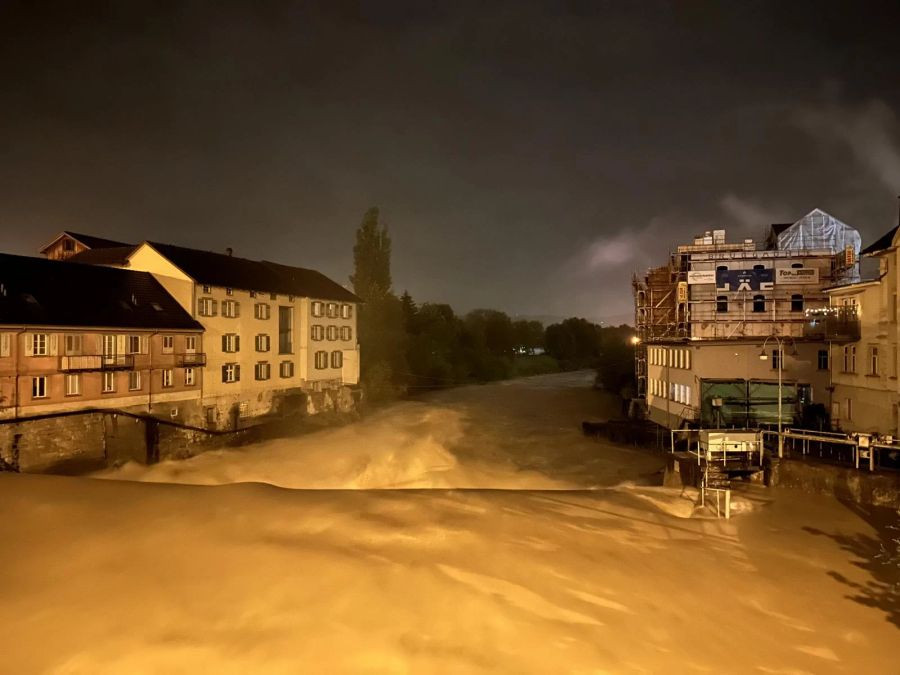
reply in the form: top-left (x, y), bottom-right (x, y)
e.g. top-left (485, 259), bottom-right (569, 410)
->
top-left (81, 240), bottom-right (361, 429)
top-left (634, 209), bottom-right (861, 430)
top-left (0, 253), bottom-right (204, 422)
top-left (826, 224), bottom-right (900, 434)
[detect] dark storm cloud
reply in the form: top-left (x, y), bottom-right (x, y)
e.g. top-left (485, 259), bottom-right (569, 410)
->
top-left (2, 1), bottom-right (899, 324)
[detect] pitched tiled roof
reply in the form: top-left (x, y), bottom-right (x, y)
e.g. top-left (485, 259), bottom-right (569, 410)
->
top-left (144, 242), bottom-right (360, 303)
top-left (860, 225), bottom-right (899, 256)
top-left (0, 253), bottom-right (202, 329)
top-left (68, 245), bottom-right (137, 266)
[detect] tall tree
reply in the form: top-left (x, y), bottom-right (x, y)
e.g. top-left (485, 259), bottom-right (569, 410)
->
top-left (351, 207), bottom-right (392, 302)
top-left (351, 207), bottom-right (406, 402)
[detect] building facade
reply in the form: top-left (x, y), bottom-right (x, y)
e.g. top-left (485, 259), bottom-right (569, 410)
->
top-left (112, 241), bottom-right (361, 429)
top-left (0, 253), bottom-right (204, 423)
top-left (826, 224), bottom-right (899, 434)
top-left (634, 209), bottom-right (861, 430)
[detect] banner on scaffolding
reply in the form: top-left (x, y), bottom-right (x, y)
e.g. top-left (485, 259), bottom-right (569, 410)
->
top-left (687, 270), bottom-right (716, 284)
top-left (774, 267), bottom-right (819, 284)
top-left (715, 268), bottom-right (774, 292)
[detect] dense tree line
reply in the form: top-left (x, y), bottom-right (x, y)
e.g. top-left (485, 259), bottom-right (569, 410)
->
top-left (351, 207), bottom-right (635, 403)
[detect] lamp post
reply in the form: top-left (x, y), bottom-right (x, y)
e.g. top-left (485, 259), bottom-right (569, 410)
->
top-left (759, 335), bottom-right (796, 459)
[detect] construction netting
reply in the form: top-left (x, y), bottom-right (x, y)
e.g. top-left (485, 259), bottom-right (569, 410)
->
top-left (777, 208), bottom-right (862, 283)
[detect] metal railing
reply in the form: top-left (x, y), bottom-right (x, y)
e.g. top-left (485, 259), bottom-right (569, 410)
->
top-left (176, 353), bottom-right (207, 367)
top-left (59, 354), bottom-right (135, 372)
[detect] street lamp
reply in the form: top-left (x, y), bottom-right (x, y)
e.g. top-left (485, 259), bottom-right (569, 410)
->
top-left (759, 335), bottom-right (797, 459)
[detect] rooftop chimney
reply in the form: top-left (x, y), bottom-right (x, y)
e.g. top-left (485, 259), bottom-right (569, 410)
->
top-left (226, 247), bottom-right (233, 257)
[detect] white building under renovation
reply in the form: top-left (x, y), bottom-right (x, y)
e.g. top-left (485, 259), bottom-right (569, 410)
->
top-left (634, 209), bottom-right (861, 430)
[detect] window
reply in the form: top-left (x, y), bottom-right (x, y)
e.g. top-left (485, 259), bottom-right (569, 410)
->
top-left (289, 295), bottom-right (295, 302)
top-left (846, 398), bottom-right (853, 421)
top-left (326, 325), bottom-right (338, 341)
top-left (222, 363), bottom-right (240, 383)
top-left (312, 301), bottom-right (324, 317)
top-left (341, 304), bottom-right (353, 319)
top-left (843, 345), bottom-right (857, 373)
top-left (869, 346), bottom-right (879, 375)
top-left (126, 335), bottom-right (141, 354)
top-left (790, 262), bottom-right (803, 269)
top-left (32, 376), bottom-right (47, 399)
top-left (331, 351), bottom-right (343, 369)
top-left (249, 291), bottom-right (257, 298)
top-left (162, 369), bottom-right (174, 388)
top-left (223, 300), bottom-right (240, 318)
top-left (278, 306), bottom-right (294, 354)
top-left (280, 361), bottom-right (294, 378)
top-left (185, 336), bottom-right (197, 353)
top-left (64, 335), bottom-right (82, 356)
top-left (255, 362), bottom-right (271, 381)
top-left (771, 349), bottom-right (780, 370)
top-left (753, 264), bottom-right (765, 270)
top-left (341, 326), bottom-right (352, 341)
top-left (222, 334), bottom-right (240, 353)
top-left (254, 303), bottom-right (271, 320)
top-left (65, 374), bottom-right (81, 396)
top-left (30, 333), bottom-right (48, 356)
top-left (255, 334), bottom-right (271, 352)
top-left (102, 371), bottom-right (116, 393)
top-left (270, 293), bottom-right (277, 301)
top-left (326, 302), bottom-right (338, 318)
top-left (225, 287), bottom-right (233, 296)
top-left (716, 265), bottom-right (728, 271)
top-left (162, 336), bottom-right (174, 353)
top-left (791, 294), bottom-right (804, 312)
top-left (311, 325), bottom-right (324, 341)
top-left (63, 239), bottom-right (75, 251)
top-left (129, 371), bottom-right (142, 391)
top-left (716, 296), bottom-right (728, 313)
top-left (817, 349), bottom-right (829, 371)
top-left (0, 333), bottom-right (9, 358)
top-left (198, 298), bottom-right (217, 316)
top-left (202, 285), bottom-right (212, 294)
top-left (314, 350), bottom-right (328, 369)
top-left (752, 295), bottom-right (765, 313)
top-left (184, 368), bottom-right (195, 386)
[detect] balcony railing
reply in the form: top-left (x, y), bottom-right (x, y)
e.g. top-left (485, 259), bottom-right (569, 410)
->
top-left (803, 306), bottom-right (860, 342)
top-left (59, 354), bottom-right (135, 372)
top-left (176, 352), bottom-right (207, 367)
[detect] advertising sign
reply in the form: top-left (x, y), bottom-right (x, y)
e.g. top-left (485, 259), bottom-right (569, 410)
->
top-left (775, 267), bottom-right (819, 284)
top-left (687, 270), bottom-right (716, 284)
top-left (715, 268), bottom-right (773, 292)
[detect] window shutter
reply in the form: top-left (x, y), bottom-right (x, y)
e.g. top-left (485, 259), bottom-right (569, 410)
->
top-left (0, 333), bottom-right (8, 358)
top-left (198, 298), bottom-right (204, 315)
top-left (116, 334), bottom-right (126, 354)
top-left (222, 364), bottom-right (228, 381)
top-left (141, 335), bottom-right (150, 354)
top-left (211, 299), bottom-right (218, 317)
top-left (235, 364), bottom-right (241, 381)
top-left (234, 302), bottom-right (241, 318)
top-left (235, 335), bottom-right (240, 352)
top-left (222, 335), bottom-right (228, 352)
top-left (24, 334), bottom-right (33, 357)
top-left (49, 334), bottom-right (58, 356)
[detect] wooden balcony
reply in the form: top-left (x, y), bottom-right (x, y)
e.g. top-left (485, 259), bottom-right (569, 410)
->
top-left (59, 354), bottom-right (135, 372)
top-left (176, 353), bottom-right (207, 367)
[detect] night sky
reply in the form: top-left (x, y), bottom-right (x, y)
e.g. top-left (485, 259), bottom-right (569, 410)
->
top-left (3, 1), bottom-right (900, 324)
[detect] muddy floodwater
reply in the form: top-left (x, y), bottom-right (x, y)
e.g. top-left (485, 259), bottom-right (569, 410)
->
top-left (1, 371), bottom-right (897, 673)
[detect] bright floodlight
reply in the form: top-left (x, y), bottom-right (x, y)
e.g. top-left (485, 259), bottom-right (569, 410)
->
top-left (630, 336), bottom-right (640, 345)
